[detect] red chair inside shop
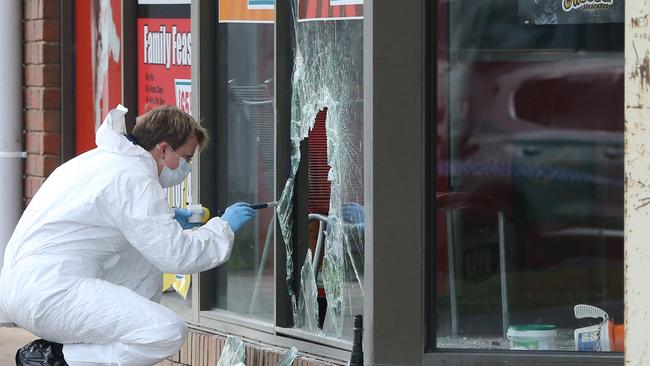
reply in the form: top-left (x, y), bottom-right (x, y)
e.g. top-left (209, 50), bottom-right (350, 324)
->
top-left (307, 107), bottom-right (331, 329)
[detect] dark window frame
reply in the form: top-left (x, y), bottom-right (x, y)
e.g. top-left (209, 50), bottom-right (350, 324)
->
top-left (60, 1), bottom-right (75, 162)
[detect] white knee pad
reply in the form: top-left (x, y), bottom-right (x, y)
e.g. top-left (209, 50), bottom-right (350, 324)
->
top-left (155, 319), bottom-right (187, 358)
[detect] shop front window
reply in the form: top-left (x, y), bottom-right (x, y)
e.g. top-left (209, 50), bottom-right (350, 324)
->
top-left (433, 0), bottom-right (624, 352)
top-left (135, 0), bottom-right (194, 320)
top-left (276, 0), bottom-right (364, 341)
top-left (213, 19), bottom-right (276, 322)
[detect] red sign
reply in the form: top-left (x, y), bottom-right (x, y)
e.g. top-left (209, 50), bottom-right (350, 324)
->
top-left (298, 0), bottom-right (363, 21)
top-left (75, 0), bottom-right (123, 155)
top-left (137, 17), bottom-right (192, 114)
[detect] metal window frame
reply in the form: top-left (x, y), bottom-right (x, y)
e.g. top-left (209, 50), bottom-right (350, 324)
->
top-left (60, 1), bottom-right (75, 162)
top-left (274, 0), bottom-right (294, 330)
top-left (192, 0), bottom-right (220, 322)
top-left (122, 0), bottom-right (138, 131)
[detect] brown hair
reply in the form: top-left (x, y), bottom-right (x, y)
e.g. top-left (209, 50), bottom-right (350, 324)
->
top-left (132, 105), bottom-right (209, 151)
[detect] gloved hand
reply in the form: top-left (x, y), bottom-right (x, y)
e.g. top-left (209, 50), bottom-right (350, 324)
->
top-left (341, 202), bottom-right (365, 225)
top-left (174, 208), bottom-right (201, 230)
top-left (221, 202), bottom-right (256, 233)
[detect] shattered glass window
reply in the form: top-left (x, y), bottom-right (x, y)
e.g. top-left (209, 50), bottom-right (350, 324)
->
top-left (276, 2), bottom-right (364, 340)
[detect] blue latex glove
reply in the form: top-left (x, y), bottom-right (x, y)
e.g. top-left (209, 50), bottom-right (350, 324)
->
top-left (174, 208), bottom-right (200, 230)
top-left (341, 202), bottom-right (365, 225)
top-left (221, 202), bottom-right (256, 233)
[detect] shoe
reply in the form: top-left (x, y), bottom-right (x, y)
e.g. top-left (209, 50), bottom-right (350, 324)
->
top-left (15, 339), bottom-right (68, 366)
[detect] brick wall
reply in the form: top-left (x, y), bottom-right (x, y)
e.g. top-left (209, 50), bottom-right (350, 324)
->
top-left (23, 0), bottom-right (61, 205)
top-left (154, 329), bottom-right (340, 366)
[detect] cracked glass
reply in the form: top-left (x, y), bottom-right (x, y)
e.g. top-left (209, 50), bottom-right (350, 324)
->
top-left (217, 336), bottom-right (246, 366)
top-left (277, 1), bottom-right (364, 340)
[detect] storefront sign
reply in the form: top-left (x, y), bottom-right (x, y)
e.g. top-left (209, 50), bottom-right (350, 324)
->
top-left (75, 0), bottom-right (123, 154)
top-left (248, 0), bottom-right (274, 10)
top-left (519, 0), bottom-right (624, 24)
top-left (298, 0), bottom-right (363, 21)
top-left (137, 9), bottom-right (191, 114)
top-left (219, 0), bottom-right (275, 23)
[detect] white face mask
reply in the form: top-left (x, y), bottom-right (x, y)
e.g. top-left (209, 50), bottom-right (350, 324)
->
top-left (157, 144), bottom-right (191, 188)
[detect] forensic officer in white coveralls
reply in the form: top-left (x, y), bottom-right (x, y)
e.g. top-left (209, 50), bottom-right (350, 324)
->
top-left (0, 105), bottom-right (256, 366)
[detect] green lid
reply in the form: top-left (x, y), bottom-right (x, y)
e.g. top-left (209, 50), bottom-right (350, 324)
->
top-left (509, 324), bottom-right (556, 331)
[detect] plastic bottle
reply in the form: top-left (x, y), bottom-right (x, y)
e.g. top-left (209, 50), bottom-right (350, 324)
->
top-left (574, 304), bottom-right (624, 352)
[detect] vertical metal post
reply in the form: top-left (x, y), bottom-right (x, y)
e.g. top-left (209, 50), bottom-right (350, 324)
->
top-left (274, 0), bottom-right (294, 328)
top-left (498, 210), bottom-right (509, 337)
top-left (623, 0), bottom-right (648, 358)
top-left (121, 0), bottom-right (138, 130)
top-left (0, 0), bottom-right (23, 324)
top-left (364, 0), bottom-right (427, 364)
top-left (192, 0), bottom-right (218, 313)
top-left (60, 1), bottom-right (76, 162)
top-left (446, 212), bottom-right (459, 336)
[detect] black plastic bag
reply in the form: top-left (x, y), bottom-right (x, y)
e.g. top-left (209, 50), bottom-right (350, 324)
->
top-left (15, 339), bottom-right (68, 366)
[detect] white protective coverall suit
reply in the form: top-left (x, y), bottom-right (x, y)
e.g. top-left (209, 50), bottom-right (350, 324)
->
top-left (0, 106), bottom-right (235, 366)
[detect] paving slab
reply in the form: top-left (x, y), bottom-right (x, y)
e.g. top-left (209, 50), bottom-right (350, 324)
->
top-left (0, 326), bottom-right (37, 364)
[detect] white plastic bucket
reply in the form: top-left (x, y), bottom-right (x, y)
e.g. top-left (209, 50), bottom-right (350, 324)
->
top-left (507, 324), bottom-right (557, 350)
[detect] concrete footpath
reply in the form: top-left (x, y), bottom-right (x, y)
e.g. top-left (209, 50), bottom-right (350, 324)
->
top-left (0, 326), bottom-right (37, 364)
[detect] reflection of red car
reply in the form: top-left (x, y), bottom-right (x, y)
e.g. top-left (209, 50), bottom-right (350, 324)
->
top-left (439, 57), bottom-right (624, 329)
top-left (459, 58), bottom-right (624, 219)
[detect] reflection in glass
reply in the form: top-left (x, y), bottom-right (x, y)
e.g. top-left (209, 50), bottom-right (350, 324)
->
top-left (215, 23), bottom-right (275, 321)
top-left (434, 0), bottom-right (624, 351)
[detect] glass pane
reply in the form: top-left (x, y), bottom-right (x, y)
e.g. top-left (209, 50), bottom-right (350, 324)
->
top-left (213, 22), bottom-right (276, 321)
top-left (433, 0), bottom-right (624, 352)
top-left (136, 1), bottom-right (193, 320)
top-left (276, 3), bottom-right (364, 341)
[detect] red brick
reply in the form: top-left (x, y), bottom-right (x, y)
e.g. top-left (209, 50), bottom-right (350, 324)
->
top-left (25, 87), bottom-right (60, 110)
top-left (25, 154), bottom-right (60, 177)
top-left (24, 175), bottom-right (45, 199)
top-left (25, 19), bottom-right (59, 42)
top-left (26, 109), bottom-right (60, 132)
top-left (24, 43), bottom-right (40, 64)
top-left (25, 64), bottom-right (60, 87)
top-left (25, 42), bottom-right (60, 64)
top-left (24, 0), bottom-right (38, 20)
top-left (25, 154), bottom-right (39, 176)
top-left (41, 0), bottom-right (60, 19)
top-left (24, 0), bottom-right (60, 20)
top-left (26, 132), bottom-right (61, 154)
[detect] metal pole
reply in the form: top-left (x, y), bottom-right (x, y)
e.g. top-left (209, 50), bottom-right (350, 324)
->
top-left (498, 210), bottom-right (509, 337)
top-left (0, 0), bottom-right (23, 324)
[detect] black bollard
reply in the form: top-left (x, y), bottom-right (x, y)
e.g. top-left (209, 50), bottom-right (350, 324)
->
top-left (349, 314), bottom-right (363, 366)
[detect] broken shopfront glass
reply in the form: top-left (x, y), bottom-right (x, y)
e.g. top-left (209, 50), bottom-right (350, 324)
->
top-left (276, 2), bottom-right (364, 341)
